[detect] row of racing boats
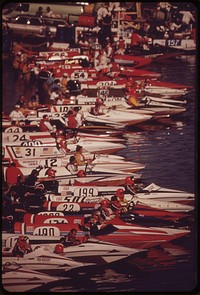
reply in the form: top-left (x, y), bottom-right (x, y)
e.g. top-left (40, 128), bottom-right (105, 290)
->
top-left (2, 42), bottom-right (195, 292)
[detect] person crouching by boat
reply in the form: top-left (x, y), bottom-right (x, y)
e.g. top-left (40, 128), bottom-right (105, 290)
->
top-left (39, 114), bottom-right (55, 133)
top-left (110, 189), bottom-right (129, 217)
top-left (55, 129), bottom-right (70, 154)
top-left (74, 145), bottom-right (93, 166)
top-left (12, 236), bottom-right (32, 257)
top-left (65, 110), bottom-right (78, 128)
top-left (66, 156), bottom-right (78, 174)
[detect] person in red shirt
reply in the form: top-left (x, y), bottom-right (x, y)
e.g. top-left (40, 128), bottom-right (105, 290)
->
top-left (39, 115), bottom-right (54, 132)
top-left (5, 162), bottom-right (24, 187)
top-left (65, 110), bottom-right (78, 128)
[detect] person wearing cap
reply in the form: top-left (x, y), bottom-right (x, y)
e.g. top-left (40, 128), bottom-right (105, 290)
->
top-left (9, 105), bottom-right (24, 124)
top-left (74, 145), bottom-right (92, 166)
top-left (124, 176), bottom-right (144, 194)
top-left (39, 114), bottom-right (55, 132)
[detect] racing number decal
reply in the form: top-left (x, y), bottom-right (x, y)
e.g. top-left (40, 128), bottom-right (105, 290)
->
top-left (97, 81), bottom-right (116, 87)
top-left (97, 89), bottom-right (109, 98)
top-left (11, 134), bottom-right (27, 142)
top-left (41, 158), bottom-right (60, 167)
top-left (71, 71), bottom-right (88, 80)
top-left (38, 212), bottom-right (64, 216)
top-left (33, 226), bottom-right (60, 236)
top-left (5, 127), bottom-right (23, 133)
top-left (56, 203), bottom-right (80, 212)
top-left (21, 140), bottom-right (42, 147)
top-left (74, 187), bottom-right (98, 197)
top-left (166, 39), bottom-right (181, 47)
top-left (44, 218), bottom-right (68, 224)
top-left (21, 147), bottom-right (41, 158)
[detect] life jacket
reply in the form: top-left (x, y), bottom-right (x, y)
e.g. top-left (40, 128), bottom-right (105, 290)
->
top-left (67, 114), bottom-right (78, 128)
top-left (127, 95), bottom-right (140, 107)
top-left (100, 207), bottom-right (114, 219)
top-left (131, 33), bottom-right (142, 46)
top-left (118, 39), bottom-right (126, 49)
top-left (39, 119), bottom-right (49, 132)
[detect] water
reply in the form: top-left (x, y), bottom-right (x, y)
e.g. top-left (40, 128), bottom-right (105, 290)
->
top-left (2, 55), bottom-right (197, 292)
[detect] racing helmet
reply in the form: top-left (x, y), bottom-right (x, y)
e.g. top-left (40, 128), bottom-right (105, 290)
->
top-left (125, 176), bottom-right (134, 185)
top-left (77, 170), bottom-right (86, 177)
top-left (59, 139), bottom-right (66, 148)
top-left (56, 129), bottom-right (64, 137)
top-left (46, 168), bottom-right (56, 178)
top-left (54, 244), bottom-right (64, 254)
top-left (100, 199), bottom-right (109, 207)
top-left (17, 236), bottom-right (27, 243)
top-left (115, 188), bottom-right (124, 198)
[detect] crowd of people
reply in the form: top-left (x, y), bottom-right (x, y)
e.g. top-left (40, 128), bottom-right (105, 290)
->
top-left (4, 1), bottom-right (195, 112)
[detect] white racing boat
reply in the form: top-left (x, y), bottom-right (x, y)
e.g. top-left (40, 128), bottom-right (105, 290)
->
top-left (2, 233), bottom-right (61, 250)
top-left (43, 193), bottom-right (193, 213)
top-left (40, 239), bottom-right (144, 265)
top-left (136, 183), bottom-right (195, 202)
top-left (2, 247), bottom-right (93, 274)
top-left (131, 196), bottom-right (194, 212)
top-left (3, 139), bottom-right (126, 155)
top-left (143, 85), bottom-right (190, 97)
top-left (2, 234), bottom-right (143, 266)
top-left (2, 262), bottom-right (61, 292)
top-left (13, 164), bottom-right (143, 179)
top-left (83, 109), bottom-right (152, 127)
top-left (54, 183), bottom-right (194, 203)
top-left (3, 142), bottom-right (126, 160)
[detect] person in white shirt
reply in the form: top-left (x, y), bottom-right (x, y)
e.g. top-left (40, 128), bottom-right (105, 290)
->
top-left (96, 3), bottom-right (110, 25)
top-left (9, 105), bottom-right (24, 123)
top-left (95, 49), bottom-right (109, 72)
top-left (50, 88), bottom-right (60, 101)
top-left (66, 156), bottom-right (78, 174)
top-left (76, 89), bottom-right (88, 104)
